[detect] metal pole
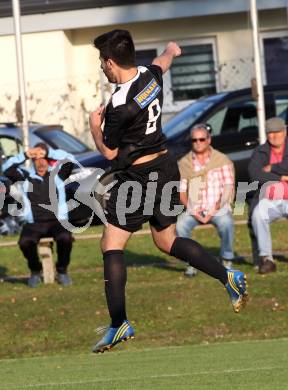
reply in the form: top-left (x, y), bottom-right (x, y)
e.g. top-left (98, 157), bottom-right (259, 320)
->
top-left (12, 0), bottom-right (29, 151)
top-left (250, 0), bottom-right (266, 144)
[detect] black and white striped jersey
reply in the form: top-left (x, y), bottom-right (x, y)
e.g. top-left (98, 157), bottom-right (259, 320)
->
top-left (103, 64), bottom-right (166, 167)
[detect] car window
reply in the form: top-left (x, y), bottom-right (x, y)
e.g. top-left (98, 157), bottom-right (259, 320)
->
top-left (162, 100), bottom-right (215, 138)
top-left (207, 98), bottom-right (257, 135)
top-left (35, 129), bottom-right (90, 154)
top-left (275, 94), bottom-right (288, 123)
top-left (205, 107), bottom-right (227, 135)
top-left (238, 102), bottom-right (257, 130)
top-left (0, 136), bottom-right (22, 158)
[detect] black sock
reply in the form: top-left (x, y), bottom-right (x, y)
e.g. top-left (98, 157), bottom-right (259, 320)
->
top-left (170, 237), bottom-right (227, 284)
top-left (103, 250), bottom-right (127, 327)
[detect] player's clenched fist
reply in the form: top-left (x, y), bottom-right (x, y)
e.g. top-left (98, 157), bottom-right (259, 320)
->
top-left (166, 42), bottom-right (181, 58)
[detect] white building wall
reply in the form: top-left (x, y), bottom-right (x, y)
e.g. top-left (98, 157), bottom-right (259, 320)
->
top-left (0, 8), bottom-right (286, 141)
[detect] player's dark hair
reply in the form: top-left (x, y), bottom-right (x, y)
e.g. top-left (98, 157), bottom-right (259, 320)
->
top-left (94, 29), bottom-right (136, 67)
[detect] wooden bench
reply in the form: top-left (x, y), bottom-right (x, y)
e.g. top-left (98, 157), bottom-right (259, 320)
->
top-left (38, 238), bottom-right (54, 284)
top-left (0, 234), bottom-right (107, 284)
top-left (0, 237), bottom-right (56, 284)
top-left (0, 222), bottom-right (251, 283)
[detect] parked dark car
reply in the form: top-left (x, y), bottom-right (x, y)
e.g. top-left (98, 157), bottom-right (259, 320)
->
top-left (47, 83), bottom-right (288, 183)
top-left (71, 84), bottom-right (288, 224)
top-left (1, 83), bottom-right (288, 228)
top-left (163, 84), bottom-right (288, 182)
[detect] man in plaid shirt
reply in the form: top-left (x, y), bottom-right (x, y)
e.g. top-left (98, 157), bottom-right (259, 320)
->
top-left (176, 123), bottom-right (235, 277)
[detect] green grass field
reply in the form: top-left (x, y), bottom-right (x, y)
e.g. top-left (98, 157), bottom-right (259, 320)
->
top-left (1, 338), bottom-right (288, 389)
top-left (0, 221), bottom-right (288, 389)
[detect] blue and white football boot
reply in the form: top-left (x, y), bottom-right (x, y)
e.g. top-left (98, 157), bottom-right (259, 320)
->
top-left (225, 269), bottom-right (248, 313)
top-left (92, 320), bottom-right (135, 354)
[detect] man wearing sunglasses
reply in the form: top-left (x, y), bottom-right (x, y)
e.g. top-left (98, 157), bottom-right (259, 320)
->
top-left (177, 123), bottom-right (236, 277)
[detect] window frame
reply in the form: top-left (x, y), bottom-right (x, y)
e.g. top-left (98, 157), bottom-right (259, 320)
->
top-left (135, 37), bottom-right (219, 113)
top-left (260, 29), bottom-right (288, 85)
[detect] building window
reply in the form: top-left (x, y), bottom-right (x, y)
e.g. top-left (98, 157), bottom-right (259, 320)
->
top-left (135, 49), bottom-right (157, 66)
top-left (135, 39), bottom-right (217, 112)
top-left (263, 36), bottom-right (288, 85)
top-left (261, 31), bottom-right (288, 86)
top-left (170, 44), bottom-right (216, 101)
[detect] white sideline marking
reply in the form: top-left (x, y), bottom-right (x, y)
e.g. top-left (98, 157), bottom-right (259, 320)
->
top-left (0, 337), bottom-right (288, 364)
top-left (7, 365), bottom-right (286, 388)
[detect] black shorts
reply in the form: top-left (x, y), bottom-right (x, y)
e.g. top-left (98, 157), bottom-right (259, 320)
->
top-left (106, 153), bottom-right (181, 232)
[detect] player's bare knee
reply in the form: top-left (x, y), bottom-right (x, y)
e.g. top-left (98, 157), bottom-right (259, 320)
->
top-left (153, 237), bottom-right (171, 254)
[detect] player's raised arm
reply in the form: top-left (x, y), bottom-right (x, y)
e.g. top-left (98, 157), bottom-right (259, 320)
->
top-left (152, 42), bottom-right (181, 74)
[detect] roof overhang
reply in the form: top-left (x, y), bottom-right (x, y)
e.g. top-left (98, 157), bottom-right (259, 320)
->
top-left (0, 0), bottom-right (286, 36)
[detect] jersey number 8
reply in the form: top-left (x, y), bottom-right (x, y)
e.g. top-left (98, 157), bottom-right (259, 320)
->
top-left (145, 98), bottom-right (161, 135)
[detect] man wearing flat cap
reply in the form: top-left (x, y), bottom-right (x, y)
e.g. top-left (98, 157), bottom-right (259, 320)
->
top-left (248, 117), bottom-right (288, 274)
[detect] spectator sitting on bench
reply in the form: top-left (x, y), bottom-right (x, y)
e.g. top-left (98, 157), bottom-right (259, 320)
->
top-left (3, 143), bottom-right (75, 287)
top-left (176, 123), bottom-right (236, 277)
top-left (248, 117), bottom-right (288, 274)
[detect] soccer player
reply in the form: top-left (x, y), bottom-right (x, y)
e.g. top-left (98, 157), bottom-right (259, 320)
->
top-left (89, 29), bottom-right (248, 353)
